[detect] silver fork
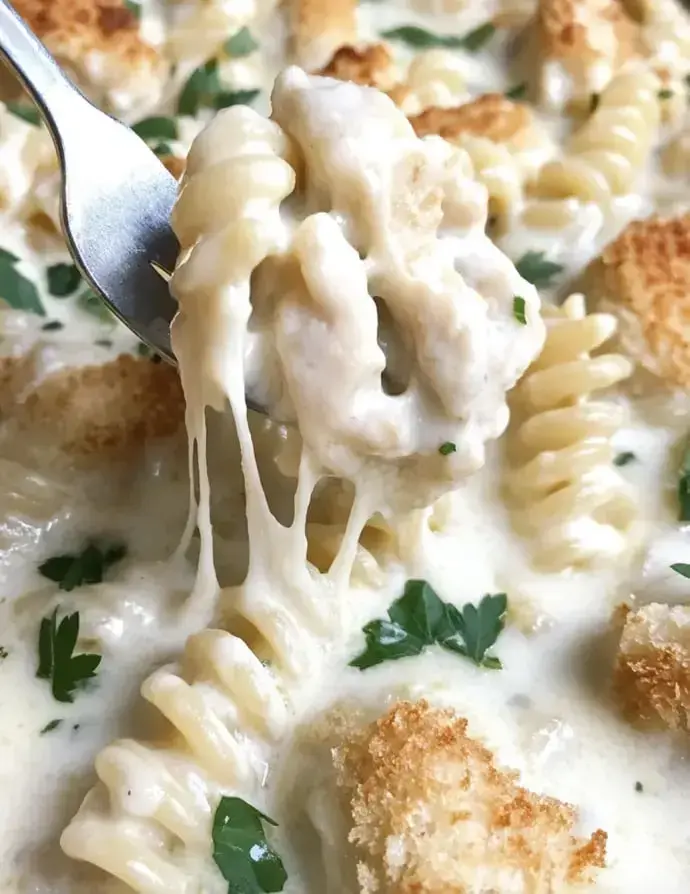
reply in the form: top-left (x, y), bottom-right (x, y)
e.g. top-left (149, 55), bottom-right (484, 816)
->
top-left (0, 0), bottom-right (179, 362)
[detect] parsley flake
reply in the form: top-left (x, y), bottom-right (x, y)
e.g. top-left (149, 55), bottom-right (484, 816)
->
top-left (659, 88), bottom-right (674, 100)
top-left (40, 719), bottom-right (62, 735)
top-left (678, 440), bottom-right (690, 521)
top-left (614, 451), bottom-right (636, 467)
top-left (6, 101), bottom-right (40, 126)
top-left (671, 563), bottom-right (690, 579)
top-left (215, 89), bottom-right (261, 109)
top-left (350, 580), bottom-right (507, 671)
top-left (36, 609), bottom-right (102, 703)
top-left (439, 441), bottom-right (456, 456)
top-left (635, 781), bottom-right (644, 793)
top-left (224, 27), bottom-right (259, 57)
top-left (590, 93), bottom-right (600, 113)
top-left (0, 646), bottom-right (7, 660)
top-left (178, 59), bottom-right (221, 116)
top-left (513, 296), bottom-right (527, 324)
top-left (41, 320), bottom-right (63, 331)
top-left (381, 21), bottom-right (495, 51)
top-left (47, 262), bottom-right (82, 297)
top-left (132, 116), bottom-right (178, 142)
top-left (0, 250), bottom-right (43, 315)
top-left (123, 0), bottom-right (141, 18)
top-left (505, 82), bottom-right (527, 99)
top-left (515, 251), bottom-right (564, 288)
top-left (212, 796), bottom-right (287, 893)
top-left (39, 542), bottom-right (126, 592)
top-left (78, 287), bottom-right (113, 322)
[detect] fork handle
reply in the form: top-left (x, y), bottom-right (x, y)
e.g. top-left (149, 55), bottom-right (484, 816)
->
top-left (0, 0), bottom-right (84, 131)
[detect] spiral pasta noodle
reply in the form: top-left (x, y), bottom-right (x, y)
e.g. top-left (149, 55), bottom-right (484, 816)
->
top-left (534, 69), bottom-right (661, 203)
top-left (506, 293), bottom-right (637, 569)
top-left (398, 49), bottom-right (470, 115)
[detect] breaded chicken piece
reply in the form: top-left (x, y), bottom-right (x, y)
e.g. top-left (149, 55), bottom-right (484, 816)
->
top-left (588, 215), bottom-right (690, 389)
top-left (333, 700), bottom-right (607, 893)
top-left (288, 0), bottom-right (358, 70)
top-left (614, 602), bottom-right (690, 731)
top-left (0, 352), bottom-right (185, 463)
top-left (12, 0), bottom-right (168, 117)
top-left (318, 44), bottom-right (396, 88)
top-left (409, 94), bottom-right (533, 147)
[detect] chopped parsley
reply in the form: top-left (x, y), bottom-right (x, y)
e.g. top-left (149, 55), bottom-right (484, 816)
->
top-left (513, 296), bottom-right (527, 324)
top-left (78, 287), bottom-right (113, 321)
top-left (590, 93), bottom-right (600, 113)
top-left (132, 116), bottom-right (178, 142)
top-left (224, 27), bottom-right (259, 57)
top-left (212, 796), bottom-right (287, 893)
top-left (123, 0), bottom-right (141, 18)
top-left (40, 719), bottom-right (62, 735)
top-left (178, 59), bottom-right (222, 116)
top-left (505, 82), bottom-right (528, 100)
top-left (671, 563), bottom-right (690, 579)
top-left (47, 262), bottom-right (82, 297)
top-left (151, 142), bottom-right (173, 157)
top-left (41, 320), bottom-right (63, 331)
top-left (6, 101), bottom-right (40, 126)
top-left (439, 441), bottom-right (457, 456)
top-left (634, 781), bottom-right (644, 793)
top-left (216, 89), bottom-right (261, 109)
top-left (613, 451), bottom-right (636, 467)
top-left (658, 88), bottom-right (674, 100)
top-left (37, 609), bottom-right (102, 703)
top-left (350, 579), bottom-right (507, 671)
top-left (381, 21), bottom-right (495, 51)
top-left (0, 646), bottom-right (7, 660)
top-left (0, 250), bottom-right (44, 315)
top-left (678, 439), bottom-right (690, 521)
top-left (515, 251), bottom-right (564, 288)
top-left (39, 542), bottom-right (126, 592)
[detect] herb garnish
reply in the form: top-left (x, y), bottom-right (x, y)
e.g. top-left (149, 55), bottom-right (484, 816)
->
top-left (212, 796), bottom-right (287, 893)
top-left (505, 82), bottom-right (527, 99)
top-left (0, 249), bottom-right (43, 314)
top-left (590, 93), bottom-right (600, 113)
top-left (39, 542), bottom-right (126, 591)
top-left (79, 287), bottom-right (113, 321)
top-left (216, 89), bottom-right (261, 109)
top-left (381, 21), bottom-right (495, 51)
top-left (6, 101), bottom-right (40, 126)
top-left (224, 27), bottom-right (259, 57)
top-left (439, 441), bottom-right (456, 456)
top-left (178, 59), bottom-right (222, 116)
top-left (614, 451), bottom-right (636, 467)
top-left (678, 439), bottom-right (690, 521)
top-left (350, 579), bottom-right (507, 671)
top-left (40, 719), bottom-right (62, 734)
top-left (47, 262), bottom-right (82, 297)
top-left (671, 563), bottom-right (690, 579)
top-left (515, 251), bottom-right (564, 288)
top-left (132, 116), bottom-right (178, 142)
top-left (0, 646), bottom-right (7, 660)
top-left (41, 320), bottom-right (63, 331)
top-left (658, 88), bottom-right (674, 100)
top-left (635, 781), bottom-right (644, 793)
top-left (123, 0), bottom-right (141, 18)
top-left (37, 609), bottom-right (102, 703)
top-left (513, 296), bottom-right (527, 324)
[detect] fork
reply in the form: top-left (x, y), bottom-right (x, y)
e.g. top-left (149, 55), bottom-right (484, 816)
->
top-left (0, 0), bottom-right (180, 362)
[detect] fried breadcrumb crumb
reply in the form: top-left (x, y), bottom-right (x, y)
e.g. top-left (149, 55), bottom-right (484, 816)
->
top-left (537, 0), bottom-right (639, 67)
top-left (318, 44), bottom-right (396, 88)
top-left (614, 602), bottom-right (690, 731)
top-left (409, 94), bottom-right (533, 146)
top-left (333, 700), bottom-right (607, 893)
top-left (589, 214), bottom-right (690, 389)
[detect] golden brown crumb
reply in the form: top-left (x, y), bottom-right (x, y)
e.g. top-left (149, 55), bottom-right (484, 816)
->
top-left (589, 214), bottom-right (690, 389)
top-left (409, 93), bottom-right (532, 145)
top-left (334, 700), bottom-right (606, 892)
top-left (3, 353), bottom-right (185, 462)
top-left (537, 0), bottom-right (639, 66)
top-left (614, 602), bottom-right (690, 731)
top-left (161, 154), bottom-right (186, 180)
top-left (288, 0), bottom-right (358, 69)
top-left (318, 44), bottom-right (395, 88)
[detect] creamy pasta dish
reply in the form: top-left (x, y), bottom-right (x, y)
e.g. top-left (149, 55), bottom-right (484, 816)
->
top-left (2, 0), bottom-right (690, 891)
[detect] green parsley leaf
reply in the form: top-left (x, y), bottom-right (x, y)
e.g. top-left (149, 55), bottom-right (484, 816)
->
top-left (439, 441), bottom-right (456, 456)
top-left (350, 579), bottom-right (507, 671)
top-left (659, 88), bottom-right (674, 100)
top-left (590, 93), bottom-right (600, 113)
top-left (36, 608), bottom-right (102, 703)
top-left (513, 296), bottom-right (527, 324)
top-left (635, 781), bottom-right (644, 793)
top-left (0, 646), bottom-right (8, 660)
top-left (47, 262), bottom-right (82, 297)
top-left (382, 21), bottom-right (495, 51)
top-left (0, 254), bottom-right (44, 315)
top-left (78, 287), bottom-right (114, 322)
top-left (132, 116), bottom-right (178, 142)
top-left (515, 251), bottom-right (564, 288)
top-left (41, 320), bottom-right (63, 331)
top-left (614, 451), bottom-right (636, 467)
top-left (39, 542), bottom-right (126, 592)
top-left (215, 89), bottom-right (261, 109)
top-left (40, 719), bottom-right (62, 734)
top-left (123, 0), bottom-right (141, 18)
top-left (0, 247), bottom-right (19, 264)
top-left (152, 142), bottom-right (174, 157)
top-left (212, 796), bottom-right (287, 893)
top-left (224, 27), bottom-right (259, 57)
top-left (505, 82), bottom-right (527, 99)
top-left (6, 101), bottom-right (40, 126)
top-left (678, 439), bottom-right (690, 521)
top-left (178, 59), bottom-right (222, 116)
top-left (671, 563), bottom-right (690, 579)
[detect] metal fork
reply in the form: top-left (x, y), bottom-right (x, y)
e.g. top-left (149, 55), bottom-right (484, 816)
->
top-left (0, 0), bottom-right (179, 362)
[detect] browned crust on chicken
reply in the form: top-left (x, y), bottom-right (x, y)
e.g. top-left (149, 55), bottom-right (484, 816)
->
top-left (590, 214), bottom-right (690, 388)
top-left (409, 93), bottom-right (532, 144)
top-left (288, 0), bottom-right (358, 68)
top-left (334, 700), bottom-right (606, 893)
top-left (318, 44), bottom-right (395, 87)
top-left (614, 602), bottom-right (690, 731)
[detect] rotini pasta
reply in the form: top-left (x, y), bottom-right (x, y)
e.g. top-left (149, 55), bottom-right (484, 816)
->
top-left (505, 293), bottom-right (636, 568)
top-left (397, 49), bottom-right (470, 115)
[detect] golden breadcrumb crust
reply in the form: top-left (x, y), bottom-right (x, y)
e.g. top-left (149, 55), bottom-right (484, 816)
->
top-left (288, 0), bottom-right (358, 68)
top-left (13, 0), bottom-right (157, 68)
top-left (537, 0), bottom-right (639, 64)
top-left (409, 93), bottom-right (532, 145)
top-left (161, 154), bottom-right (186, 180)
top-left (614, 602), bottom-right (690, 731)
top-left (334, 700), bottom-right (606, 893)
top-left (1, 353), bottom-right (184, 461)
top-left (590, 214), bottom-right (690, 389)
top-left (319, 44), bottom-right (395, 87)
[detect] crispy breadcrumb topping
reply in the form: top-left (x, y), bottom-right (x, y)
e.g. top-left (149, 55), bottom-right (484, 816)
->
top-left (591, 215), bottom-right (690, 389)
top-left (161, 154), bottom-right (187, 180)
top-left (318, 44), bottom-right (396, 88)
top-left (537, 0), bottom-right (639, 64)
top-left (409, 94), bottom-right (532, 145)
top-left (333, 700), bottom-right (606, 893)
top-left (614, 602), bottom-right (690, 731)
